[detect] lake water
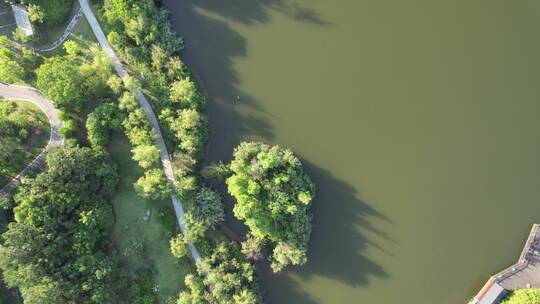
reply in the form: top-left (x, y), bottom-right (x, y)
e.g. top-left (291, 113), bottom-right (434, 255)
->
top-left (163, 1), bottom-right (540, 303)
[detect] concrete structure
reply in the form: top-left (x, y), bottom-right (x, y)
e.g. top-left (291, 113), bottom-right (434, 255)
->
top-left (11, 4), bottom-right (32, 36)
top-left (469, 224), bottom-right (540, 303)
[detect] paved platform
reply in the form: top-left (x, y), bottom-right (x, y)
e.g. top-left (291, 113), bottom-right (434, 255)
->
top-left (470, 224), bottom-right (540, 304)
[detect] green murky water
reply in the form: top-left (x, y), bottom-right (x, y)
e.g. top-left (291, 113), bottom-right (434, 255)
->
top-left (163, 1), bottom-right (540, 303)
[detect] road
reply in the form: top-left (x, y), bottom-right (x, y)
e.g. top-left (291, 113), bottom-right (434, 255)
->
top-left (77, 0), bottom-right (202, 263)
top-left (0, 83), bottom-right (64, 196)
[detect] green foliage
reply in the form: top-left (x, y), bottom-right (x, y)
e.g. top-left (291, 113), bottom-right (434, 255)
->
top-left (131, 144), bottom-right (160, 169)
top-left (37, 44), bottom-right (114, 121)
top-left (226, 142), bottom-right (316, 272)
top-left (170, 233), bottom-right (188, 259)
top-left (134, 168), bottom-right (171, 200)
top-left (167, 108), bottom-right (207, 157)
top-left (177, 242), bottom-right (262, 304)
top-left (0, 100), bottom-right (48, 181)
top-left (86, 103), bottom-right (122, 147)
top-left (241, 233), bottom-right (266, 261)
top-left (36, 56), bottom-right (82, 112)
top-left (0, 37), bottom-right (37, 83)
top-left (100, 0), bottom-right (207, 199)
top-left (158, 205), bottom-right (177, 237)
top-left (13, 0), bottom-right (72, 24)
top-left (501, 289), bottom-right (540, 304)
top-left (170, 78), bottom-right (203, 109)
top-left (0, 146), bottom-right (120, 303)
top-left (122, 108), bottom-right (156, 146)
top-left (181, 213), bottom-right (207, 244)
top-left (129, 269), bottom-right (158, 304)
top-left (192, 186), bottom-right (225, 228)
top-left (171, 153), bottom-right (197, 195)
top-left (0, 60), bottom-right (25, 83)
top-left (201, 161), bottom-right (231, 182)
top-left (64, 40), bottom-right (82, 56)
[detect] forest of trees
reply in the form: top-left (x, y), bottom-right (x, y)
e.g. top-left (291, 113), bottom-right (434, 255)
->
top-left (0, 36), bottom-right (159, 303)
top-left (0, 147), bottom-right (120, 303)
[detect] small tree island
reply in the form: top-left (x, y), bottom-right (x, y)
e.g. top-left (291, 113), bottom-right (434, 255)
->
top-left (223, 142), bottom-right (316, 272)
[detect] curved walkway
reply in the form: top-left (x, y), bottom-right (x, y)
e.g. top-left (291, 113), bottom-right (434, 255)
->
top-left (78, 0), bottom-right (202, 263)
top-left (29, 9), bottom-right (83, 52)
top-left (0, 83), bottom-right (64, 196)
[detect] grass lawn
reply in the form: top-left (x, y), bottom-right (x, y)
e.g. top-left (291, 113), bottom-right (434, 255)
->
top-left (108, 133), bottom-right (191, 303)
top-left (0, 100), bottom-right (50, 188)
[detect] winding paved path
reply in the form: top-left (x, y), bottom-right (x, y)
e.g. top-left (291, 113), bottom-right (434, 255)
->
top-left (30, 9), bottom-right (83, 52)
top-left (78, 0), bottom-right (202, 263)
top-left (0, 83), bottom-right (63, 196)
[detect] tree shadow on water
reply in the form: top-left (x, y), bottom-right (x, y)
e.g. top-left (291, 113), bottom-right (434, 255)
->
top-left (162, 0), bottom-right (331, 161)
top-left (256, 161), bottom-right (393, 304)
top-left (173, 0), bottom-right (332, 26)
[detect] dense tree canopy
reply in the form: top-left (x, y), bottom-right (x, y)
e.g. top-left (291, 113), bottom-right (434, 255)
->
top-left (226, 142), bottom-right (316, 272)
top-left (36, 56), bottom-right (82, 111)
top-left (177, 242), bottom-right (262, 304)
top-left (0, 146), bottom-right (120, 303)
